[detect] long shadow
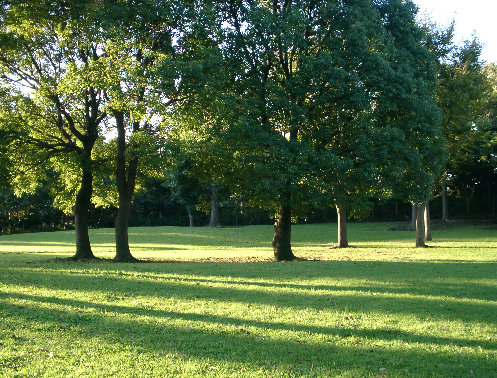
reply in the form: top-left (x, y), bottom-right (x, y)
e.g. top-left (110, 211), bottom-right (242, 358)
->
top-left (3, 291), bottom-right (496, 351)
top-left (106, 273), bottom-right (497, 302)
top-left (22, 258), bottom-right (497, 279)
top-left (1, 263), bottom-right (496, 324)
top-left (2, 294), bottom-right (496, 376)
top-left (18, 260), bottom-right (496, 302)
top-left (17, 258), bottom-right (497, 291)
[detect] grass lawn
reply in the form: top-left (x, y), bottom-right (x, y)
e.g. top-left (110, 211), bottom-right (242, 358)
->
top-left (0, 222), bottom-right (496, 376)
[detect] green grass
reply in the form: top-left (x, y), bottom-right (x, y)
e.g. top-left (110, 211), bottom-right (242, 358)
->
top-left (0, 222), bottom-right (496, 376)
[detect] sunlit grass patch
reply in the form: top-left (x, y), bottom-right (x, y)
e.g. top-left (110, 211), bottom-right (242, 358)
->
top-left (0, 222), bottom-right (496, 376)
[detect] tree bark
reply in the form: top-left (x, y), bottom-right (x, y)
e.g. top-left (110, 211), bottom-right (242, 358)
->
top-left (113, 111), bottom-right (139, 262)
top-left (416, 204), bottom-right (426, 248)
top-left (272, 204), bottom-right (296, 261)
top-left (336, 206), bottom-right (348, 248)
top-left (186, 205), bottom-right (194, 227)
top-left (208, 186), bottom-right (220, 227)
top-left (424, 201), bottom-right (432, 241)
top-left (409, 203), bottom-right (417, 231)
top-left (115, 194), bottom-right (135, 261)
top-left (72, 160), bottom-right (95, 260)
top-left (442, 182), bottom-right (449, 222)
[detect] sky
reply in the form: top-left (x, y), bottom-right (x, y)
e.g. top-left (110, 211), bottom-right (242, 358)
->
top-left (413, 0), bottom-right (497, 64)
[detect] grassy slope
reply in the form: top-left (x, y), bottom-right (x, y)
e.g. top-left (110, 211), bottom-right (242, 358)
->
top-left (0, 222), bottom-right (496, 376)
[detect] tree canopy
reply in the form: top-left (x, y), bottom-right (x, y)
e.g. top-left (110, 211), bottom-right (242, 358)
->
top-left (170, 0), bottom-right (445, 259)
top-left (0, 0), bottom-right (109, 258)
top-left (0, 0), bottom-right (470, 258)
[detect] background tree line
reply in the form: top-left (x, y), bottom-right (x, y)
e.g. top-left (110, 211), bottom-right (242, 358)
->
top-left (0, 0), bottom-right (496, 261)
top-left (1, 177), bottom-right (495, 236)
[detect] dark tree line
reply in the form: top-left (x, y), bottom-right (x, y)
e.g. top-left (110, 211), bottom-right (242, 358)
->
top-left (3, 177), bottom-right (494, 236)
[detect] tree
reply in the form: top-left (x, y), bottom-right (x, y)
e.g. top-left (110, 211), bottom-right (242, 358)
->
top-left (208, 184), bottom-right (221, 227)
top-left (0, 186), bottom-right (63, 234)
top-left (446, 63), bottom-right (497, 217)
top-left (166, 155), bottom-right (203, 227)
top-left (415, 204), bottom-right (426, 247)
top-left (200, 0), bottom-right (444, 258)
top-left (478, 64), bottom-right (497, 215)
top-left (379, 0), bottom-right (446, 247)
top-left (210, 0), bottom-right (354, 260)
top-left (91, 1), bottom-right (177, 261)
top-left (0, 0), bottom-right (107, 259)
top-left (423, 19), bottom-right (489, 221)
top-left (101, 0), bottom-right (226, 260)
top-left (320, 0), bottom-right (444, 248)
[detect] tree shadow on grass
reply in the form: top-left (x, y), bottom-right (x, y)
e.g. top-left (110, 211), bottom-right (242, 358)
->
top-left (3, 291), bottom-right (497, 351)
top-left (1, 292), bottom-right (496, 376)
top-left (1, 261), bottom-right (496, 324)
top-left (27, 258), bottom-right (497, 303)
top-left (2, 257), bottom-right (497, 376)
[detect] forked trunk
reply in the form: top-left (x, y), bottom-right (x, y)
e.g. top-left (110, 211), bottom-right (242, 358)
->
top-left (336, 206), bottom-right (348, 248)
top-left (113, 111), bottom-right (139, 262)
top-left (272, 204), bottom-right (296, 261)
top-left (442, 182), bottom-right (449, 222)
top-left (72, 164), bottom-right (95, 260)
top-left (186, 206), bottom-right (194, 227)
top-left (416, 204), bottom-right (426, 248)
top-left (209, 186), bottom-right (220, 227)
top-left (424, 201), bottom-right (432, 241)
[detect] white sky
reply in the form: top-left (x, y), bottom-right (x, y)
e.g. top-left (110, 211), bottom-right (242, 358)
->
top-left (413, 0), bottom-right (497, 64)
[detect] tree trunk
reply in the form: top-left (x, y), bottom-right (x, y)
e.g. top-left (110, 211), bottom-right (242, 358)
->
top-left (336, 206), bottom-right (348, 248)
top-left (72, 162), bottom-right (95, 260)
top-left (409, 203), bottom-right (417, 231)
top-left (416, 204), bottom-right (426, 248)
top-left (209, 186), bottom-right (220, 227)
top-left (424, 201), bottom-right (432, 241)
top-left (113, 111), bottom-right (139, 262)
top-left (186, 205), bottom-right (194, 227)
top-left (272, 204), bottom-right (296, 261)
top-left (442, 182), bottom-right (449, 222)
top-left (115, 195), bottom-right (135, 261)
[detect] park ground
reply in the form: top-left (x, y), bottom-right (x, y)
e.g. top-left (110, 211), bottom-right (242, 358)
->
top-left (0, 221), bottom-right (496, 376)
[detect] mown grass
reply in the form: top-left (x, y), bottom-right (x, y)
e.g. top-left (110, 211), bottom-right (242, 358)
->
top-left (0, 222), bottom-right (496, 376)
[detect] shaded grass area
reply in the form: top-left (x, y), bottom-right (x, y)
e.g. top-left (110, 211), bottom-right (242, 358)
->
top-left (0, 222), bottom-right (496, 376)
